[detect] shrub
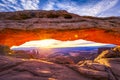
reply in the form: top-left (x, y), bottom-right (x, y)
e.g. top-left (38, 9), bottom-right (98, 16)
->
top-left (63, 14), bottom-right (72, 19)
top-left (47, 13), bottom-right (59, 18)
top-left (7, 13), bottom-right (31, 20)
top-left (0, 45), bottom-right (11, 55)
top-left (20, 14), bottom-right (31, 19)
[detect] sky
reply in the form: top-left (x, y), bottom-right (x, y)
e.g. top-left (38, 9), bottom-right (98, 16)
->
top-left (11, 39), bottom-right (115, 50)
top-left (0, 0), bottom-right (120, 17)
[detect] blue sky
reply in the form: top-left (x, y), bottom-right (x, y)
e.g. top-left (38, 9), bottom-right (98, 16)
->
top-left (0, 0), bottom-right (120, 17)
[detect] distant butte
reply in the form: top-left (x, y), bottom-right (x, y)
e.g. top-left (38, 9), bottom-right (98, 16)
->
top-left (0, 10), bottom-right (120, 46)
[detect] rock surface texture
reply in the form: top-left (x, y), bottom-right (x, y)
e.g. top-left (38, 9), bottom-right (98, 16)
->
top-left (0, 10), bottom-right (120, 46)
top-left (0, 56), bottom-right (90, 80)
top-left (0, 10), bottom-right (120, 31)
top-left (0, 46), bottom-right (120, 80)
top-left (0, 10), bottom-right (120, 80)
top-left (68, 46), bottom-right (120, 80)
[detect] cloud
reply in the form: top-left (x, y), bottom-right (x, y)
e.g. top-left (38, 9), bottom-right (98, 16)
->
top-left (42, 0), bottom-right (118, 16)
top-left (20, 0), bottom-right (40, 10)
top-left (0, 0), bottom-right (119, 17)
top-left (42, 0), bottom-right (55, 10)
top-left (0, 0), bottom-right (40, 12)
top-left (91, 0), bottom-right (119, 16)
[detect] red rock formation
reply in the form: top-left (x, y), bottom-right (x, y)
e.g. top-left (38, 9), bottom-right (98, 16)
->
top-left (0, 10), bottom-right (119, 46)
top-left (0, 28), bottom-right (120, 47)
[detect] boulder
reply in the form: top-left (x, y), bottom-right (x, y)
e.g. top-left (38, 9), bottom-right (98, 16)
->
top-left (95, 46), bottom-right (120, 61)
top-left (95, 46), bottom-right (120, 80)
top-left (68, 46), bottom-right (120, 80)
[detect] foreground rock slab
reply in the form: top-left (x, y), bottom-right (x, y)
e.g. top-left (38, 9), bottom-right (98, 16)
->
top-left (1, 46), bottom-right (120, 80)
top-left (0, 56), bottom-right (91, 80)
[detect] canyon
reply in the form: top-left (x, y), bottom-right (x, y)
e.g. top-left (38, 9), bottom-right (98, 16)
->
top-left (0, 45), bottom-right (120, 80)
top-left (0, 10), bottom-right (120, 80)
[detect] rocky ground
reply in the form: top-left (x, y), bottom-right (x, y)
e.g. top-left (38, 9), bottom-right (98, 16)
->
top-left (0, 56), bottom-right (88, 80)
top-left (0, 46), bottom-right (120, 80)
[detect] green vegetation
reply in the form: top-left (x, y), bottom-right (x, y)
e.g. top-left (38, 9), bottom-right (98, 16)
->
top-left (63, 14), bottom-right (72, 19)
top-left (47, 13), bottom-right (59, 18)
top-left (7, 13), bottom-right (32, 20)
top-left (2, 10), bottom-right (75, 20)
top-left (0, 45), bottom-right (11, 55)
top-left (19, 14), bottom-right (31, 19)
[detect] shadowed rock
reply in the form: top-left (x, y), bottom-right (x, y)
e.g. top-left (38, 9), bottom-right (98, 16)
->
top-left (68, 46), bottom-right (120, 80)
top-left (95, 46), bottom-right (120, 61)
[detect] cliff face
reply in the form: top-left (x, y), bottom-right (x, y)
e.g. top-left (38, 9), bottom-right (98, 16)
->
top-left (0, 10), bottom-right (120, 46)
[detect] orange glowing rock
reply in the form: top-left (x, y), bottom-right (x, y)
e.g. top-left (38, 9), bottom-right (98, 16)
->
top-left (0, 28), bottom-right (120, 47)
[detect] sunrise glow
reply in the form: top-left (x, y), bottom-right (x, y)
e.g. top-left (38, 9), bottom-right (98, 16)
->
top-left (11, 39), bottom-right (115, 50)
top-left (74, 34), bottom-right (78, 38)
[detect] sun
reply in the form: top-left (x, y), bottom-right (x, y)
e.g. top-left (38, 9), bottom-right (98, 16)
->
top-left (74, 34), bottom-right (78, 38)
top-left (37, 39), bottom-right (59, 48)
top-left (19, 39), bottom-right (62, 48)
